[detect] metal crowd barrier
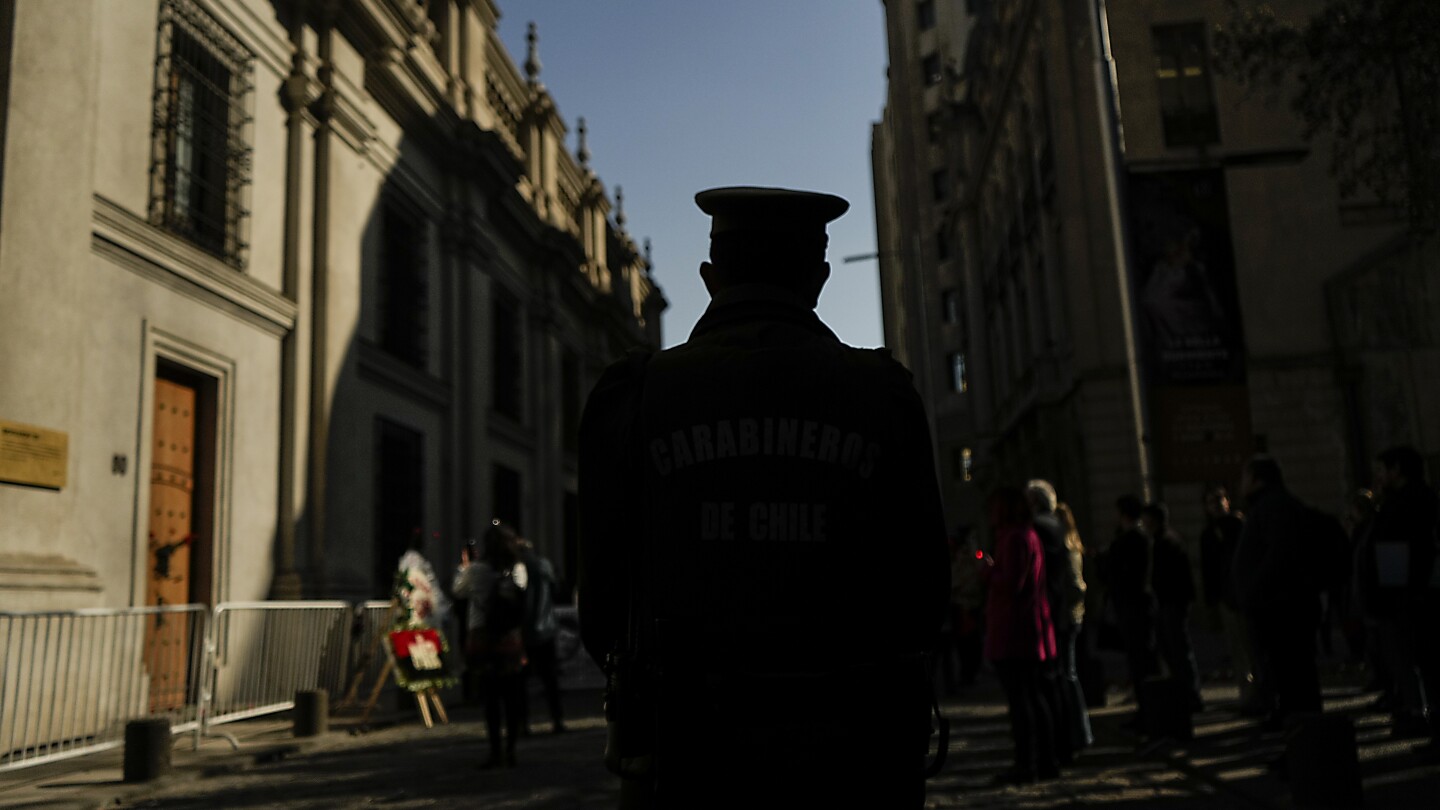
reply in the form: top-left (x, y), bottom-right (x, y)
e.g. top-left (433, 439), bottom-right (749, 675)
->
top-left (325, 601), bottom-right (394, 707)
top-left (0, 605), bottom-right (208, 772)
top-left (200, 601), bottom-right (350, 732)
top-left (1, 598), bottom-right (585, 773)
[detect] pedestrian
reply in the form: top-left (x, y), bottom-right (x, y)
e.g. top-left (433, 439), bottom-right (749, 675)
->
top-left (577, 186), bottom-right (950, 809)
top-left (983, 486), bottom-right (1059, 786)
top-left (1099, 494), bottom-right (1159, 729)
top-left (1026, 480), bottom-right (1091, 759)
top-left (949, 526), bottom-right (986, 690)
top-left (514, 537), bottom-right (567, 735)
top-left (453, 520), bottom-right (529, 768)
top-left (1344, 489), bottom-right (1388, 699)
top-left (1143, 502), bottom-right (1204, 712)
top-left (1369, 446), bottom-right (1440, 739)
top-left (1233, 455), bottom-right (1322, 732)
top-left (1199, 484), bottom-right (1258, 712)
top-left (1054, 502), bottom-right (1095, 746)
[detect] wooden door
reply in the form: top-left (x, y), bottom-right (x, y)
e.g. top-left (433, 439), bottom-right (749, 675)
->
top-left (145, 377), bottom-right (197, 712)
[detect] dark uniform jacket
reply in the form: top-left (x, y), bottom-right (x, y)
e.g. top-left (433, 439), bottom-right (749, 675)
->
top-left (1152, 530), bottom-right (1196, 609)
top-left (1233, 484), bottom-right (1318, 621)
top-left (1370, 482), bottom-right (1440, 614)
top-left (578, 284), bottom-right (949, 806)
top-left (1032, 513), bottom-right (1072, 631)
top-left (1199, 513), bottom-right (1243, 608)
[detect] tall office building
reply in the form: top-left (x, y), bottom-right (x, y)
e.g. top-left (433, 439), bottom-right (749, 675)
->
top-left (875, 0), bottom-right (1429, 541)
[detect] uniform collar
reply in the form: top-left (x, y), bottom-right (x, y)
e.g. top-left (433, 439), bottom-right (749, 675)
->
top-left (689, 283), bottom-right (841, 342)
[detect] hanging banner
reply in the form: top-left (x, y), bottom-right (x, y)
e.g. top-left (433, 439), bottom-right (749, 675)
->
top-left (1127, 169), bottom-right (1253, 482)
top-left (1127, 169), bottom-right (1247, 385)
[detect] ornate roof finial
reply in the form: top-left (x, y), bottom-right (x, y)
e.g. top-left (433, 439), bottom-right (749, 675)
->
top-left (614, 186), bottom-right (626, 230)
top-left (644, 238), bottom-right (653, 270)
top-left (524, 22), bottom-right (542, 85)
top-left (576, 117), bottom-right (590, 168)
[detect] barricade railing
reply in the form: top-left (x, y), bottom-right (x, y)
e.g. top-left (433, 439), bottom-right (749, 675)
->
top-left (0, 605), bottom-right (208, 772)
top-left (1, 598), bottom-right (546, 773)
top-left (200, 601), bottom-right (351, 733)
top-left (327, 601), bottom-right (395, 708)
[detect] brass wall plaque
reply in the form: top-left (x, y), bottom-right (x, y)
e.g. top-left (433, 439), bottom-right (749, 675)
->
top-left (0, 419), bottom-right (68, 489)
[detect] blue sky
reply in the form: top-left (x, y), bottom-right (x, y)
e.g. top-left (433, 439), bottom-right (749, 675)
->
top-left (497, 2), bottom-right (888, 349)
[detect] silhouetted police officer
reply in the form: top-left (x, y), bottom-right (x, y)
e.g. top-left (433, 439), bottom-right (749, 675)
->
top-left (578, 187), bottom-right (950, 809)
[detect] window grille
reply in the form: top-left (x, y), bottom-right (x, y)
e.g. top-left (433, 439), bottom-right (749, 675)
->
top-left (149, 0), bottom-right (253, 268)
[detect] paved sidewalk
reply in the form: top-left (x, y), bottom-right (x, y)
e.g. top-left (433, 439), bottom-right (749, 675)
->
top-left (7, 674), bottom-right (1440, 808)
top-left (0, 691), bottom-right (613, 810)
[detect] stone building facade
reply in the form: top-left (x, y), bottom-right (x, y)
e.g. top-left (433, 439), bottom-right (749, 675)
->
top-left (874, 0), bottom-right (1419, 543)
top-left (0, 0), bottom-right (664, 612)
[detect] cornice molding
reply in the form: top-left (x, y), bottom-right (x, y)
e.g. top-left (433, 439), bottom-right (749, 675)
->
top-left (91, 195), bottom-right (297, 336)
top-left (356, 339), bottom-right (454, 412)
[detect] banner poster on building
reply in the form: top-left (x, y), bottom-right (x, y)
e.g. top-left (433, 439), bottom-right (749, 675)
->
top-left (1127, 169), bottom-right (1246, 384)
top-left (1127, 169), bottom-right (1253, 483)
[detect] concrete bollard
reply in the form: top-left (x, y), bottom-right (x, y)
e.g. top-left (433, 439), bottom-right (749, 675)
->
top-left (293, 689), bottom-right (329, 737)
top-left (123, 717), bottom-right (172, 782)
top-left (1286, 713), bottom-right (1363, 809)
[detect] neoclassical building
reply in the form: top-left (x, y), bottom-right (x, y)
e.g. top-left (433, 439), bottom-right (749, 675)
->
top-left (875, 0), bottom-right (1425, 543)
top-left (0, 0), bottom-right (664, 612)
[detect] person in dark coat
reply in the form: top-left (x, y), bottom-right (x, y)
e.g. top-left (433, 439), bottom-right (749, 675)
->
top-left (984, 486), bottom-right (1059, 785)
top-left (1099, 494), bottom-right (1159, 728)
top-left (1027, 479), bottom-right (1091, 759)
top-left (1143, 502), bottom-right (1204, 712)
top-left (1344, 489), bottom-right (1388, 698)
top-left (577, 187), bottom-right (950, 809)
top-left (516, 538), bottom-right (566, 735)
top-left (1233, 455), bottom-right (1322, 730)
top-left (1200, 484), bottom-right (1257, 711)
top-left (1369, 445), bottom-right (1440, 738)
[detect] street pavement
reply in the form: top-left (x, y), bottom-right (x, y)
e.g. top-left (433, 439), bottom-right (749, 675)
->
top-left (6, 668), bottom-right (1440, 808)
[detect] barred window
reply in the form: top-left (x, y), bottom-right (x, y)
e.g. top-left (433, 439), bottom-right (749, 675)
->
top-left (149, 0), bottom-right (252, 267)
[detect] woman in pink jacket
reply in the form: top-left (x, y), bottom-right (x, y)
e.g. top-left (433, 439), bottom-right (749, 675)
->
top-left (983, 486), bottom-right (1060, 785)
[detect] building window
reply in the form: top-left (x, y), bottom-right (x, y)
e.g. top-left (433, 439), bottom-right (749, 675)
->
top-left (937, 230), bottom-right (951, 262)
top-left (561, 348), bottom-right (581, 453)
top-left (149, 0), bottom-right (253, 267)
top-left (492, 464), bottom-right (522, 530)
top-left (374, 418), bottom-right (424, 596)
top-left (424, 0), bottom-right (449, 51)
top-left (962, 447), bottom-right (973, 482)
top-left (948, 352), bottom-right (969, 393)
top-left (492, 288), bottom-right (524, 421)
top-left (941, 288), bottom-right (962, 324)
top-left (926, 110), bottom-right (945, 144)
top-left (931, 169), bottom-right (949, 202)
top-left (922, 52), bottom-right (943, 86)
top-left (917, 1), bottom-right (936, 31)
top-left (1152, 22), bottom-right (1219, 147)
top-left (378, 200), bottom-right (428, 369)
